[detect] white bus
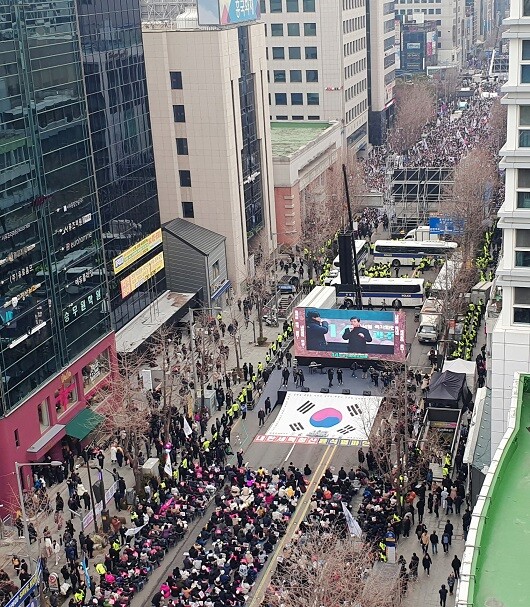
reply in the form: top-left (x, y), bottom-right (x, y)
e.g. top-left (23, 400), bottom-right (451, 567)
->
top-left (372, 239), bottom-right (458, 267)
top-left (332, 276), bottom-right (426, 308)
top-left (431, 256), bottom-right (463, 297)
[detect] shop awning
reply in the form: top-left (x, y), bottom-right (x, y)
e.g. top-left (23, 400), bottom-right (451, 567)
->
top-left (65, 408), bottom-right (104, 440)
top-left (27, 424), bottom-right (66, 457)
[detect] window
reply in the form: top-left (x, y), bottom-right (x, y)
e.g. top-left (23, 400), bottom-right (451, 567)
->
top-left (271, 23), bottom-right (284, 36)
top-left (270, 0), bottom-right (282, 11)
top-left (306, 69), bottom-right (318, 82)
top-left (288, 22), bottom-right (300, 35)
top-left (303, 0), bottom-right (315, 11)
top-left (286, 0), bottom-right (299, 11)
top-left (291, 93), bottom-right (303, 105)
top-left (290, 70), bottom-right (302, 82)
top-left (274, 70), bottom-right (286, 82)
top-left (514, 287), bottom-right (530, 323)
top-left (307, 92), bottom-right (320, 105)
top-left (275, 93), bottom-right (288, 105)
top-left (308, 115), bottom-right (320, 120)
top-left (179, 170), bottom-right (192, 187)
top-left (524, 0), bottom-right (530, 16)
top-left (272, 47), bottom-right (285, 59)
top-left (38, 400), bottom-right (50, 429)
top-left (522, 41), bottom-right (530, 61)
top-left (212, 260), bottom-right (220, 280)
top-left (14, 429), bottom-right (20, 447)
top-left (276, 115), bottom-right (288, 120)
top-left (176, 138), bottom-right (189, 155)
top-left (170, 71), bottom-right (182, 89)
top-left (182, 202), bottom-right (194, 218)
top-left (304, 22), bottom-right (317, 36)
top-left (518, 169), bottom-right (530, 208)
top-left (292, 115), bottom-right (304, 120)
top-left (55, 376), bottom-right (77, 417)
top-left (305, 46), bottom-right (318, 59)
top-left (289, 46), bottom-right (301, 59)
top-left (522, 65), bottom-right (530, 83)
top-left (260, 0), bottom-right (266, 12)
top-left (520, 106), bottom-right (530, 146)
top-left (173, 105), bottom-right (186, 122)
top-left (515, 230), bottom-right (530, 267)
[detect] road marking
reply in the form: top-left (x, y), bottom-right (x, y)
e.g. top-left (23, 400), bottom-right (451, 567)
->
top-left (283, 443), bottom-right (296, 463)
top-left (250, 444), bottom-right (337, 606)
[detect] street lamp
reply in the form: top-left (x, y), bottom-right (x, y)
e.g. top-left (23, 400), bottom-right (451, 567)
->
top-left (15, 460), bottom-right (62, 574)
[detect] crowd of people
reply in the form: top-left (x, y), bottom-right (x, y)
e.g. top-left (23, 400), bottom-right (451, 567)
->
top-left (362, 92), bottom-right (499, 194)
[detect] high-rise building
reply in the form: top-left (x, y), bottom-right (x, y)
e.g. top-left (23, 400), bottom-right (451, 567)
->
top-left (487, 0), bottom-right (530, 459)
top-left (77, 0), bottom-right (166, 331)
top-left (394, 0), bottom-right (466, 67)
top-left (0, 0), bottom-right (164, 505)
top-left (261, 0), bottom-right (369, 151)
top-left (366, 0), bottom-right (396, 145)
top-left (142, 5), bottom-right (276, 294)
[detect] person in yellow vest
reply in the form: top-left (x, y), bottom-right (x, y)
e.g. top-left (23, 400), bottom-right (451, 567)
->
top-left (216, 312), bottom-right (222, 323)
top-left (202, 438), bottom-right (210, 451)
top-left (232, 402), bottom-right (240, 417)
top-left (265, 353), bottom-right (271, 364)
top-left (74, 588), bottom-right (85, 604)
top-left (257, 362), bottom-right (263, 376)
top-left (95, 562), bottom-right (106, 583)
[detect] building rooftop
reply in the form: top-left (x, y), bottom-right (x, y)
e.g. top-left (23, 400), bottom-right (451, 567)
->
top-left (163, 218), bottom-right (225, 256)
top-left (270, 121), bottom-right (336, 158)
top-left (458, 374), bottom-right (530, 607)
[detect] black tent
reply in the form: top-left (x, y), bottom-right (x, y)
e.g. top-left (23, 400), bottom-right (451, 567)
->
top-left (424, 371), bottom-right (472, 409)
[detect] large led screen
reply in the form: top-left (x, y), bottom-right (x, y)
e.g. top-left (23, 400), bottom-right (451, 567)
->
top-left (293, 307), bottom-right (406, 363)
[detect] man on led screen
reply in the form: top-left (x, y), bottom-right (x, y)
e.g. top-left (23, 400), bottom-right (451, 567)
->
top-left (305, 310), bottom-right (329, 351)
top-left (342, 317), bottom-right (372, 353)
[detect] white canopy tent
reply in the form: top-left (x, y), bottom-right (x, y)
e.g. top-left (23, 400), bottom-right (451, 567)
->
top-left (443, 358), bottom-right (476, 392)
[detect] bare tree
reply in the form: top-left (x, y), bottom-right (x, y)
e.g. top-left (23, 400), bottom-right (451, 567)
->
top-left (389, 81), bottom-right (436, 153)
top-left (488, 98), bottom-right (508, 155)
top-left (94, 354), bottom-right (151, 493)
top-left (264, 530), bottom-right (398, 607)
top-left (246, 255), bottom-right (275, 345)
top-left (444, 147), bottom-right (497, 260)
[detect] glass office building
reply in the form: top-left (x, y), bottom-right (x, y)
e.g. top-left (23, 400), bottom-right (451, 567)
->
top-left (0, 0), bottom-right (165, 506)
top-left (0, 0), bottom-right (111, 413)
top-left (77, 0), bottom-right (165, 331)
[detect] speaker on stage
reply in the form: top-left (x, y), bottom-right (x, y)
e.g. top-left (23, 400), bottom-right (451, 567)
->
top-left (301, 386), bottom-right (310, 392)
top-left (363, 390), bottom-right (371, 396)
top-left (277, 388), bottom-right (287, 406)
top-left (342, 389), bottom-right (351, 395)
top-left (320, 388), bottom-right (329, 393)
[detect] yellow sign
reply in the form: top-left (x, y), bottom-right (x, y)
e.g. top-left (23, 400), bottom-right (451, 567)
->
top-left (112, 229), bottom-right (163, 275)
top-left (120, 252), bottom-right (165, 298)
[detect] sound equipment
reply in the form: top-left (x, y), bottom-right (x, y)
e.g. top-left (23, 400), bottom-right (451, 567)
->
top-left (342, 389), bottom-right (351, 395)
top-left (338, 231), bottom-right (354, 285)
top-left (363, 390), bottom-right (371, 396)
top-left (301, 386), bottom-right (310, 392)
top-left (320, 388), bottom-right (329, 393)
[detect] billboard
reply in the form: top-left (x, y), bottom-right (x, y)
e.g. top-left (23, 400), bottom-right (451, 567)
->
top-left (197, 0), bottom-right (260, 26)
top-left (120, 251), bottom-right (164, 298)
top-left (429, 217), bottom-right (465, 235)
top-left (112, 229), bottom-right (162, 275)
top-left (293, 307), bottom-right (406, 362)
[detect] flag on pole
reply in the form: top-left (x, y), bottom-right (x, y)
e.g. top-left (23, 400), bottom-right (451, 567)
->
top-left (164, 452), bottom-right (172, 477)
top-left (183, 417), bottom-right (193, 437)
top-left (125, 523), bottom-right (147, 537)
top-left (341, 502), bottom-right (363, 538)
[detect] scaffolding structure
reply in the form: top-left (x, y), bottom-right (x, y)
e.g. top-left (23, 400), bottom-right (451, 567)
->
top-left (389, 166), bottom-right (454, 235)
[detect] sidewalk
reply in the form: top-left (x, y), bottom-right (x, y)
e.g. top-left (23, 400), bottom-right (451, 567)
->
top-left (400, 509), bottom-right (465, 607)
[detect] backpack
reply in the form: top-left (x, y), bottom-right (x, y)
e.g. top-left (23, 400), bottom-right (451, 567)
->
top-left (442, 533), bottom-right (449, 544)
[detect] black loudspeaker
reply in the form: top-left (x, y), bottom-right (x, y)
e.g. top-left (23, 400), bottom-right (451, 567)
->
top-left (363, 390), bottom-right (371, 396)
top-left (277, 388), bottom-right (287, 405)
top-left (342, 389), bottom-right (351, 395)
top-left (92, 480), bottom-right (104, 503)
top-left (338, 231), bottom-right (355, 285)
top-left (301, 386), bottom-right (310, 392)
top-left (320, 388), bottom-right (329, 393)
